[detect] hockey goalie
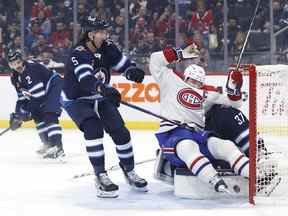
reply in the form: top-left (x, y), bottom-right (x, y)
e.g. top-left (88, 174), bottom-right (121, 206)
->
top-left (149, 44), bottom-right (280, 199)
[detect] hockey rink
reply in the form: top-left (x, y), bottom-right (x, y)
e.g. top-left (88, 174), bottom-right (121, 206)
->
top-left (0, 129), bottom-right (287, 216)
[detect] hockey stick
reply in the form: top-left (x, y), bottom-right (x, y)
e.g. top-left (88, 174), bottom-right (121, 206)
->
top-left (120, 101), bottom-right (192, 129)
top-left (235, 0), bottom-right (262, 70)
top-left (0, 128), bottom-right (10, 136)
top-left (72, 158), bottom-right (155, 179)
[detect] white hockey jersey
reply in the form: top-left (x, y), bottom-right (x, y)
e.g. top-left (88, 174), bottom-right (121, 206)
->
top-left (149, 51), bottom-right (242, 134)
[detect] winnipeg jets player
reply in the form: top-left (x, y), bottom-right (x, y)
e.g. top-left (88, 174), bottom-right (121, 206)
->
top-left (149, 45), bottom-right (249, 193)
top-left (8, 49), bottom-right (64, 159)
top-left (62, 16), bottom-right (147, 198)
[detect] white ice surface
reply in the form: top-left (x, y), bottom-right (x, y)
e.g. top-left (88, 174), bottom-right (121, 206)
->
top-left (0, 129), bottom-right (287, 216)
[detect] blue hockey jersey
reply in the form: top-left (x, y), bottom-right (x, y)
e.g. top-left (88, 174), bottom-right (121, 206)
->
top-left (10, 61), bottom-right (60, 113)
top-left (62, 40), bottom-right (134, 101)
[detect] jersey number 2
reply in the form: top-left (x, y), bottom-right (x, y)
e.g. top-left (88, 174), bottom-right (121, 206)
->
top-left (234, 112), bottom-right (246, 125)
top-left (25, 76), bottom-right (32, 84)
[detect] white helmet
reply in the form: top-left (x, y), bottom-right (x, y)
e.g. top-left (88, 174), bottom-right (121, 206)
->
top-left (183, 64), bottom-right (205, 88)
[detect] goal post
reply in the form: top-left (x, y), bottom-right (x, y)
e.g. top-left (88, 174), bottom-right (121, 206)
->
top-left (246, 64), bottom-right (288, 204)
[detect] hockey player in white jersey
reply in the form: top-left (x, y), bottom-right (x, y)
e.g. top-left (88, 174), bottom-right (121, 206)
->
top-left (149, 44), bottom-right (249, 193)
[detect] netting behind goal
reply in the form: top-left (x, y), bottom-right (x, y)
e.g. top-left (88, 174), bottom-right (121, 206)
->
top-left (248, 64), bottom-right (288, 204)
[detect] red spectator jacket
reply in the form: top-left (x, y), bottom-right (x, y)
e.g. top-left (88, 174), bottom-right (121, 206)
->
top-left (31, 2), bottom-right (52, 18)
top-left (191, 10), bottom-right (213, 33)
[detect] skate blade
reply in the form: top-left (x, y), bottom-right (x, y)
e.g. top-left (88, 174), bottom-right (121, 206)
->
top-left (42, 153), bottom-right (67, 163)
top-left (96, 190), bottom-right (119, 198)
top-left (128, 183), bottom-right (149, 192)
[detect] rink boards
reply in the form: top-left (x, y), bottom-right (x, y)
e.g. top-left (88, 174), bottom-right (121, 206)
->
top-left (0, 74), bottom-right (248, 129)
top-left (0, 68), bottom-right (287, 135)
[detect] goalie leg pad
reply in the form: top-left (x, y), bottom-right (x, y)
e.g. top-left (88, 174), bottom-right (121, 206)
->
top-left (174, 168), bottom-right (249, 199)
top-left (153, 149), bottom-right (174, 185)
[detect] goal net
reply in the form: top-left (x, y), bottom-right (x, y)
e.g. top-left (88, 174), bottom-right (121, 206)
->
top-left (247, 64), bottom-right (288, 204)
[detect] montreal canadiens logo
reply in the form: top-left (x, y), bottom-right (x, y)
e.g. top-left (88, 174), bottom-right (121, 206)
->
top-left (177, 88), bottom-right (203, 109)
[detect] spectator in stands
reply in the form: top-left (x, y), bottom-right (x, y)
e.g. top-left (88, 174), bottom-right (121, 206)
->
top-left (0, 2), bottom-right (7, 26)
top-left (189, 0), bottom-right (213, 48)
top-left (50, 22), bottom-right (71, 62)
top-left (134, 32), bottom-right (160, 55)
top-left (227, 17), bottom-right (241, 52)
top-left (31, 34), bottom-right (50, 57)
top-left (6, 22), bottom-right (20, 45)
top-left (25, 20), bottom-right (42, 50)
top-left (110, 15), bottom-right (125, 48)
top-left (89, 0), bottom-right (111, 20)
top-left (50, 22), bottom-right (71, 50)
top-left (39, 50), bottom-right (64, 69)
top-left (7, 35), bottom-right (22, 51)
top-left (0, 40), bottom-right (11, 73)
top-left (31, 0), bottom-right (52, 19)
top-left (154, 6), bottom-right (171, 38)
top-left (36, 10), bottom-right (52, 37)
top-left (78, 3), bottom-right (88, 24)
top-left (208, 25), bottom-right (219, 51)
top-left (233, 30), bottom-right (247, 53)
top-left (52, 0), bottom-right (73, 25)
top-left (212, 1), bottom-right (223, 28)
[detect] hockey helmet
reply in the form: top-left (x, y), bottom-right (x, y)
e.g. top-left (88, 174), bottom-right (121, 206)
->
top-left (183, 64), bottom-right (205, 88)
top-left (81, 16), bottom-right (110, 33)
top-left (7, 49), bottom-right (22, 63)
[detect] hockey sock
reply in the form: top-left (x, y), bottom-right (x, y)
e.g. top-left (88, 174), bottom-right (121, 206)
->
top-left (110, 127), bottom-right (135, 172)
top-left (46, 123), bottom-right (62, 147)
top-left (231, 154), bottom-right (249, 177)
top-left (36, 121), bottom-right (49, 145)
top-left (85, 139), bottom-right (105, 175)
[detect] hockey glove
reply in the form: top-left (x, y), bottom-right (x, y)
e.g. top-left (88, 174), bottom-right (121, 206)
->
top-left (163, 43), bottom-right (200, 63)
top-left (9, 113), bottom-right (23, 131)
top-left (226, 69), bottom-right (243, 100)
top-left (124, 66), bottom-right (145, 83)
top-left (18, 109), bottom-right (32, 122)
top-left (99, 84), bottom-right (121, 107)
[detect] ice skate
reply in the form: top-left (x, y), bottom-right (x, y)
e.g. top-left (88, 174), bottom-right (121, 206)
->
top-left (42, 145), bottom-right (65, 159)
top-left (36, 144), bottom-right (49, 155)
top-left (209, 174), bottom-right (233, 195)
top-left (120, 163), bottom-right (148, 192)
top-left (95, 172), bottom-right (119, 198)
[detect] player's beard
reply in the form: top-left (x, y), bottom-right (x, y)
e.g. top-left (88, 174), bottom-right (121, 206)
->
top-left (15, 65), bottom-right (24, 73)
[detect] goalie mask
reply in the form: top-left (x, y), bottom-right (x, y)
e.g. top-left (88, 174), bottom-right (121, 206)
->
top-left (183, 64), bottom-right (205, 89)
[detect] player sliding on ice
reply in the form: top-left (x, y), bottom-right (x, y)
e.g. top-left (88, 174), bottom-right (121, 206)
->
top-left (149, 43), bottom-right (249, 194)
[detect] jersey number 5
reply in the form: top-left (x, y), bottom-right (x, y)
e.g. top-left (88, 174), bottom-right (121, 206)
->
top-left (234, 112), bottom-right (246, 125)
top-left (71, 57), bottom-right (79, 66)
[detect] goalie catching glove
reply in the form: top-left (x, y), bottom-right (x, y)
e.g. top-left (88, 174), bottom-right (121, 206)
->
top-left (226, 69), bottom-right (243, 101)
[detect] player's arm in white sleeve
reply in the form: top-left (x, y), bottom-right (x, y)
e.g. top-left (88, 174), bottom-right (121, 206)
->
top-left (205, 91), bottom-right (242, 109)
top-left (149, 51), bottom-right (170, 82)
top-left (204, 69), bottom-right (244, 109)
top-left (149, 44), bottom-right (200, 81)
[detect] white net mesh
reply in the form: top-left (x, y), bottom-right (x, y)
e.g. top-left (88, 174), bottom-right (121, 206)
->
top-left (255, 65), bottom-right (288, 200)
